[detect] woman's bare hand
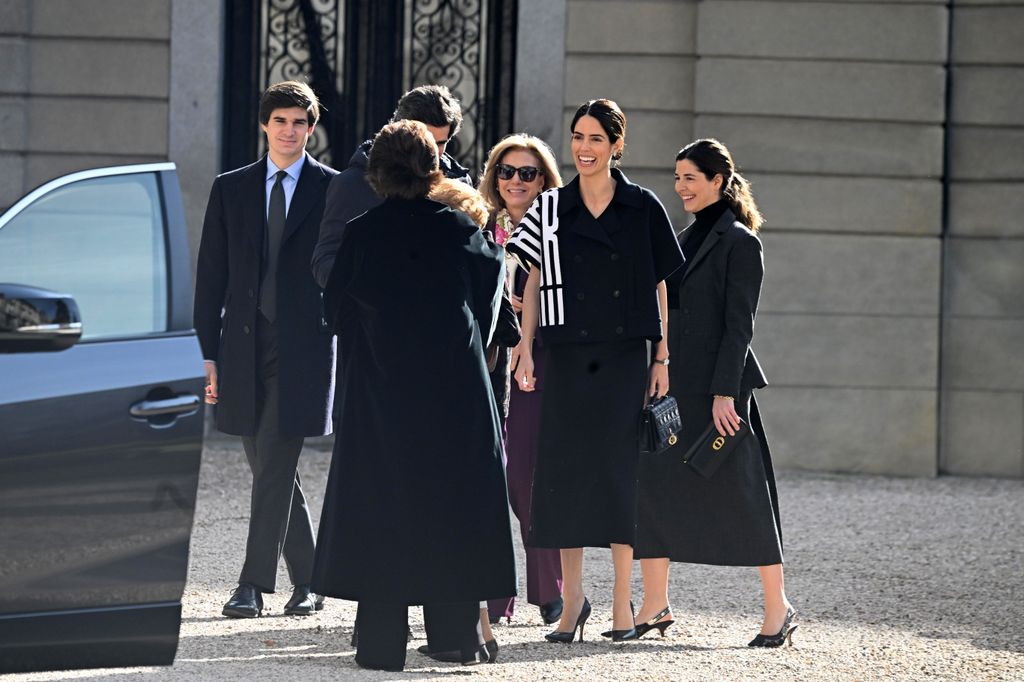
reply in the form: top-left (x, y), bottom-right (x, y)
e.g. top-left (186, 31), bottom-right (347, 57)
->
top-left (712, 396), bottom-right (741, 437)
top-left (647, 363), bottom-right (669, 402)
top-left (510, 293), bottom-right (523, 314)
top-left (513, 345), bottom-right (536, 392)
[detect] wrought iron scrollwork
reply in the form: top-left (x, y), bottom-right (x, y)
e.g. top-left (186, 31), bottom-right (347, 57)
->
top-left (408, 0), bottom-right (487, 173)
top-left (225, 0), bottom-right (514, 174)
top-left (258, 0), bottom-right (342, 165)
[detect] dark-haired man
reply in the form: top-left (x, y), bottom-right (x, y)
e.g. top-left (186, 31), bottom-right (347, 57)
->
top-left (311, 84), bottom-right (472, 288)
top-left (194, 80), bottom-right (338, 618)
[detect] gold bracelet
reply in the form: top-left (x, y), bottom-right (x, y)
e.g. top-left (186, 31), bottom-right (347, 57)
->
top-left (713, 394), bottom-right (734, 401)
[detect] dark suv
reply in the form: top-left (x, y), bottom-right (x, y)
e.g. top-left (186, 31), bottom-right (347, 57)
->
top-left (0, 164), bottom-right (204, 673)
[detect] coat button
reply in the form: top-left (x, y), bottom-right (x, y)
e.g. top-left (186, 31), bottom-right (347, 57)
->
top-left (579, 329), bottom-right (589, 338)
top-left (576, 292), bottom-right (585, 301)
top-left (243, 324), bottom-right (251, 334)
top-left (612, 290), bottom-right (621, 298)
top-left (248, 288), bottom-right (254, 298)
top-left (616, 326), bottom-right (624, 334)
top-left (574, 254), bottom-right (583, 263)
top-left (610, 253), bottom-right (620, 261)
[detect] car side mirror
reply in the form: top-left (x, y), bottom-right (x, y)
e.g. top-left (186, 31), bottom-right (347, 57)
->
top-left (0, 283), bottom-right (82, 353)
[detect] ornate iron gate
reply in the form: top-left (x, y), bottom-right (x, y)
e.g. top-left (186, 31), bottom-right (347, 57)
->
top-left (223, 0), bottom-right (517, 177)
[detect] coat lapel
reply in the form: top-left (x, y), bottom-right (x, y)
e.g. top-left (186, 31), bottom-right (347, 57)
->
top-left (242, 157), bottom-right (268, 257)
top-left (680, 208), bottom-right (734, 283)
top-left (283, 154), bottom-right (324, 243)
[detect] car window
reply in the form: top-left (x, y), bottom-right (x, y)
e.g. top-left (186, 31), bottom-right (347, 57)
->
top-left (0, 173), bottom-right (168, 340)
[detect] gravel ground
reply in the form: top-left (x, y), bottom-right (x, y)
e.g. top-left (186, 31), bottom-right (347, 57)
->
top-left (9, 437), bottom-right (1024, 681)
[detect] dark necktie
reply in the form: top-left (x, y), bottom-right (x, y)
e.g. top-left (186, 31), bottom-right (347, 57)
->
top-left (260, 170), bottom-right (287, 322)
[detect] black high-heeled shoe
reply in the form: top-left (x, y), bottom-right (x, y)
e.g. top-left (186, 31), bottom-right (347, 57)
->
top-left (602, 600), bottom-right (638, 641)
top-left (748, 607), bottom-right (797, 648)
top-left (634, 605), bottom-right (674, 639)
top-left (544, 597), bottom-right (591, 643)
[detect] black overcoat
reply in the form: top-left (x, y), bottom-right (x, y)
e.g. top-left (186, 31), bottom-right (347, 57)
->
top-left (311, 197), bottom-right (518, 605)
top-left (668, 208), bottom-right (768, 398)
top-left (635, 207), bottom-right (783, 566)
top-left (194, 153), bottom-right (338, 437)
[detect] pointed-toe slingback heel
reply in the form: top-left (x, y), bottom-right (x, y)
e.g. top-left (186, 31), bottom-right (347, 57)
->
top-left (634, 605), bottom-right (674, 639)
top-left (748, 607), bottom-right (797, 648)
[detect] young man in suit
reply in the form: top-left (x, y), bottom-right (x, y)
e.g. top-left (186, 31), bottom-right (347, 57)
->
top-left (311, 84), bottom-right (472, 288)
top-left (194, 80), bottom-right (338, 618)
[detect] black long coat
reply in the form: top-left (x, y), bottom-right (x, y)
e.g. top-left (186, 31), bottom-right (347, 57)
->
top-left (635, 207), bottom-right (783, 566)
top-left (194, 154), bottom-right (338, 437)
top-left (311, 197), bottom-right (518, 605)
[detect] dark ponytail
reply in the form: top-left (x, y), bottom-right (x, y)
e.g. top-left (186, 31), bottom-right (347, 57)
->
top-left (676, 138), bottom-right (763, 233)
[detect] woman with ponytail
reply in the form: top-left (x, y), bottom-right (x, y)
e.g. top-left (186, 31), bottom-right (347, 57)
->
top-left (632, 138), bottom-right (796, 648)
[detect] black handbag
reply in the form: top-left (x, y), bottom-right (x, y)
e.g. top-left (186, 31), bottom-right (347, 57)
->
top-left (639, 395), bottom-right (682, 455)
top-left (682, 418), bottom-right (750, 478)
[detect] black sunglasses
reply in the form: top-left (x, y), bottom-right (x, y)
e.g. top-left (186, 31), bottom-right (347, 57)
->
top-left (495, 163), bottom-right (542, 182)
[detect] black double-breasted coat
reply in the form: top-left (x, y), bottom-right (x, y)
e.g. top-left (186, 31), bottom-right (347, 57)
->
top-left (311, 197), bottom-right (517, 605)
top-left (194, 153), bottom-right (338, 437)
top-left (635, 206), bottom-right (783, 566)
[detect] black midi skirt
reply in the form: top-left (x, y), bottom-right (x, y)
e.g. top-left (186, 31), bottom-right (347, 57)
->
top-left (527, 338), bottom-right (648, 549)
top-left (634, 390), bottom-right (784, 566)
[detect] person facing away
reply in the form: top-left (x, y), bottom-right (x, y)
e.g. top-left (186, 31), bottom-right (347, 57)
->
top-left (193, 80), bottom-right (338, 619)
top-left (310, 120), bottom-right (516, 672)
top-left (309, 82), bottom-right (474, 649)
top-left (310, 83), bottom-right (472, 289)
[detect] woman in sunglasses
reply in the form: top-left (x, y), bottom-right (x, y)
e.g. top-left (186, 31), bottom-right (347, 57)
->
top-left (477, 135), bottom-right (565, 628)
top-left (507, 100), bottom-right (683, 643)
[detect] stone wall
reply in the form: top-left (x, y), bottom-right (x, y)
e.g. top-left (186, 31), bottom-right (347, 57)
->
top-left (0, 0), bottom-right (221, 289)
top-left (941, 1), bottom-right (1024, 477)
top-left (0, 0), bottom-right (171, 208)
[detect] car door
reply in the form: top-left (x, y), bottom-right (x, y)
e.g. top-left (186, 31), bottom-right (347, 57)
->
top-left (0, 164), bottom-right (204, 673)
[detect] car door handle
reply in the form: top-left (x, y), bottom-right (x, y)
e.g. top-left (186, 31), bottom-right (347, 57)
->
top-left (130, 394), bottom-right (201, 418)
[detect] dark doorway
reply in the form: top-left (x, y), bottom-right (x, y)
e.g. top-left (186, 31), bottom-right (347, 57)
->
top-left (222, 0), bottom-right (517, 178)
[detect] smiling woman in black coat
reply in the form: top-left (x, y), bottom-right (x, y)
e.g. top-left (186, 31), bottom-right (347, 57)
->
top-left (632, 139), bottom-right (796, 649)
top-left (310, 120), bottom-right (516, 672)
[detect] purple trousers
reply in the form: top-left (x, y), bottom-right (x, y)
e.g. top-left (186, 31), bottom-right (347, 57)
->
top-left (488, 345), bottom-right (562, 619)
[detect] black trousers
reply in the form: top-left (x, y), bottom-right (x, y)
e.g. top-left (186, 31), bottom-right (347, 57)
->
top-left (238, 313), bottom-right (315, 592)
top-left (355, 601), bottom-right (481, 671)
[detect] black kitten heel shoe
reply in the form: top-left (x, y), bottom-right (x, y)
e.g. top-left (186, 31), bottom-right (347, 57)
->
top-left (544, 597), bottom-right (591, 643)
top-left (748, 607), bottom-right (797, 648)
top-left (634, 605), bottom-right (674, 639)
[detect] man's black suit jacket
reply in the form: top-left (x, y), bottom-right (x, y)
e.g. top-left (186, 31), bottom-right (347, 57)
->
top-left (194, 153), bottom-right (339, 437)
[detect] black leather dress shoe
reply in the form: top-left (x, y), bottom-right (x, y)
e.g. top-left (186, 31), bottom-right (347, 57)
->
top-left (283, 585), bottom-right (325, 616)
top-left (416, 643), bottom-right (492, 665)
top-left (539, 596), bottom-right (564, 625)
top-left (222, 583), bottom-right (263, 618)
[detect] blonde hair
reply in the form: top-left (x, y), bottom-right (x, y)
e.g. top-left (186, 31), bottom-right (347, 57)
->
top-left (479, 134), bottom-right (563, 212)
top-left (428, 178), bottom-right (490, 228)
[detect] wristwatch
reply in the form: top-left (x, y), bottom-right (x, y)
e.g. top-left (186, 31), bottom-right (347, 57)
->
top-left (652, 357), bottom-right (670, 366)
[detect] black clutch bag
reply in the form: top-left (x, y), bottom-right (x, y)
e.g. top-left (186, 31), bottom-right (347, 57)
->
top-left (639, 395), bottom-right (682, 455)
top-left (682, 418), bottom-right (749, 478)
